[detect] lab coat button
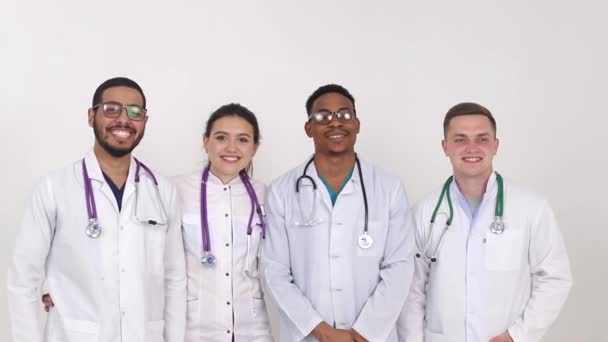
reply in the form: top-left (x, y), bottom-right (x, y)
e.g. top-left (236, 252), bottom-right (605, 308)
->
top-left (225, 273), bottom-right (230, 277)
top-left (225, 243), bottom-right (230, 247)
top-left (226, 301), bottom-right (231, 305)
top-left (225, 213), bottom-right (229, 217)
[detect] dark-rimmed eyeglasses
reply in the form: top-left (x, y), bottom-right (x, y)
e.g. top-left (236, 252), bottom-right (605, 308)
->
top-left (93, 102), bottom-right (147, 121)
top-left (308, 109), bottom-right (356, 124)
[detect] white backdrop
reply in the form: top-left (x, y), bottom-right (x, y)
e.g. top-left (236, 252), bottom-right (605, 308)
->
top-left (1, 0), bottom-right (606, 341)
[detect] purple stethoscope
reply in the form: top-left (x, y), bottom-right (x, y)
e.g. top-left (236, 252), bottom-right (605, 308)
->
top-left (199, 165), bottom-right (267, 276)
top-left (82, 158), bottom-right (167, 238)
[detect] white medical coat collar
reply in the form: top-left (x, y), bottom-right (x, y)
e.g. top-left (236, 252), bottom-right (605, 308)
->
top-left (303, 154), bottom-right (363, 186)
top-left (204, 168), bottom-right (245, 187)
top-left (82, 149), bottom-right (138, 186)
top-left (450, 171), bottom-right (497, 195)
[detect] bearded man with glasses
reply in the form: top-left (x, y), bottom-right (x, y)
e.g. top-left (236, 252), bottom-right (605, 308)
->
top-left (8, 77), bottom-right (186, 342)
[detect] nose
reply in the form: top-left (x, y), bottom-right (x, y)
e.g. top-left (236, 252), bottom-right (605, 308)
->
top-left (226, 138), bottom-right (237, 151)
top-left (464, 140), bottom-right (480, 152)
top-left (115, 106), bottom-right (131, 123)
top-left (328, 113), bottom-right (342, 127)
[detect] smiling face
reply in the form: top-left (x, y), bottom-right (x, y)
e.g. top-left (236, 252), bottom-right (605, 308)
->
top-left (204, 115), bottom-right (258, 183)
top-left (88, 86), bottom-right (147, 158)
top-left (442, 114), bottom-right (499, 181)
top-left (304, 92), bottom-right (360, 156)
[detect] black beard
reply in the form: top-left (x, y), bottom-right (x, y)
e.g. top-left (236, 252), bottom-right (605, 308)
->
top-left (93, 119), bottom-right (144, 158)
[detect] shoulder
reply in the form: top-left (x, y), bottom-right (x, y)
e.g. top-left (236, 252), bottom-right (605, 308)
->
top-left (249, 177), bottom-right (267, 196)
top-left (503, 177), bottom-right (548, 207)
top-left (358, 157), bottom-right (404, 190)
top-left (409, 183), bottom-right (448, 221)
top-left (171, 170), bottom-right (200, 193)
top-left (268, 161), bottom-right (309, 194)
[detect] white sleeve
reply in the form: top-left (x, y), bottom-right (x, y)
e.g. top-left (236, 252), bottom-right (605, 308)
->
top-left (161, 183), bottom-right (187, 342)
top-left (7, 178), bottom-right (55, 342)
top-left (396, 209), bottom-right (429, 342)
top-left (352, 183), bottom-right (416, 341)
top-left (508, 200), bottom-right (572, 342)
top-left (260, 183), bottom-right (324, 340)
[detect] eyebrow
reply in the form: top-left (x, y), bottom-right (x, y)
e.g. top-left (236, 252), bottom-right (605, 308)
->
top-left (213, 131), bottom-right (252, 137)
top-left (315, 106), bottom-right (352, 112)
top-left (452, 133), bottom-right (492, 141)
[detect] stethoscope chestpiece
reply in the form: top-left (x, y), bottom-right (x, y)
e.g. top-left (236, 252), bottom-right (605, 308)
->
top-left (201, 252), bottom-right (216, 266)
top-left (490, 216), bottom-right (505, 234)
top-left (358, 232), bottom-right (373, 249)
top-left (85, 219), bottom-right (101, 238)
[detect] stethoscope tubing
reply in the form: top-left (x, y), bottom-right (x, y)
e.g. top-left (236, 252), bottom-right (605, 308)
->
top-left (419, 172), bottom-right (505, 262)
top-left (199, 165), bottom-right (267, 258)
top-left (295, 154), bottom-right (369, 234)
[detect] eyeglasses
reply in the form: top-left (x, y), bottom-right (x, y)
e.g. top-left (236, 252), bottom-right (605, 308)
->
top-left (308, 109), bottom-right (356, 124)
top-left (93, 102), bottom-right (147, 121)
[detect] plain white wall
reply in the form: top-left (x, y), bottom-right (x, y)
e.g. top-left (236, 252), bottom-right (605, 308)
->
top-left (1, 0), bottom-right (606, 340)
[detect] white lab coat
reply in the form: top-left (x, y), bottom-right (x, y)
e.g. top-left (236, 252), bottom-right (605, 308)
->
top-left (261, 157), bottom-right (415, 342)
top-left (397, 173), bottom-right (572, 342)
top-left (7, 150), bottom-right (187, 342)
top-left (173, 171), bottom-right (273, 342)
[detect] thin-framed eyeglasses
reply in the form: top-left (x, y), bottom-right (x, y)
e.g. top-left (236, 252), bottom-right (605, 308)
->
top-left (93, 101), bottom-right (147, 121)
top-left (308, 109), bottom-right (356, 124)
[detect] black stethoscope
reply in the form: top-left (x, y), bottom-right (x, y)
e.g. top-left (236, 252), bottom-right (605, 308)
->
top-left (415, 172), bottom-right (505, 263)
top-left (82, 158), bottom-right (167, 238)
top-left (295, 155), bottom-right (372, 249)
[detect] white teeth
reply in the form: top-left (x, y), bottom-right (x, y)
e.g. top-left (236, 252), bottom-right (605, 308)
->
top-left (463, 157), bottom-right (481, 162)
top-left (112, 129), bottom-right (131, 138)
top-left (222, 156), bottom-right (239, 161)
top-left (329, 135), bottom-right (344, 139)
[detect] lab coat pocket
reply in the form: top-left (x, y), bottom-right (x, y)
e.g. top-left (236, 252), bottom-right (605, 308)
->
top-left (246, 224), bottom-right (264, 277)
top-left (424, 329), bottom-right (445, 342)
top-left (56, 318), bottom-right (99, 342)
top-left (186, 299), bottom-right (200, 326)
top-left (356, 220), bottom-right (388, 257)
top-left (485, 228), bottom-right (525, 271)
top-left (145, 224), bottom-right (167, 276)
top-left (251, 297), bottom-right (269, 320)
top-left (181, 213), bottom-right (202, 257)
top-left (145, 320), bottom-right (165, 342)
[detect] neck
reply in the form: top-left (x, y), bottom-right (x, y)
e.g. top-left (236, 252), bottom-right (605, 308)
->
top-left (453, 170), bottom-right (493, 198)
top-left (94, 143), bottom-right (130, 188)
top-left (209, 165), bottom-right (239, 185)
top-left (313, 152), bottom-right (356, 191)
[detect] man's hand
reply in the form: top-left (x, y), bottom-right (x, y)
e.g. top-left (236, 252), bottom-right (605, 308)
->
top-left (42, 293), bottom-right (54, 312)
top-left (349, 329), bottom-right (367, 342)
top-left (489, 331), bottom-right (514, 342)
top-left (312, 322), bottom-right (356, 342)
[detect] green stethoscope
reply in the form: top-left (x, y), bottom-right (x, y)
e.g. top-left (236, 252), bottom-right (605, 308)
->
top-left (415, 172), bottom-right (505, 263)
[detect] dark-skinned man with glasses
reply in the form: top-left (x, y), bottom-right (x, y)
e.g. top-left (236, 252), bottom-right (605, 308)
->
top-left (8, 77), bottom-right (186, 342)
top-left (261, 84), bottom-right (415, 342)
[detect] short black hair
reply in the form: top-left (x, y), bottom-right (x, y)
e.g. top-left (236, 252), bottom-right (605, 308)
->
top-left (204, 103), bottom-right (261, 144)
top-left (443, 102), bottom-right (496, 137)
top-left (305, 84), bottom-right (356, 115)
top-left (92, 77), bottom-right (146, 108)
